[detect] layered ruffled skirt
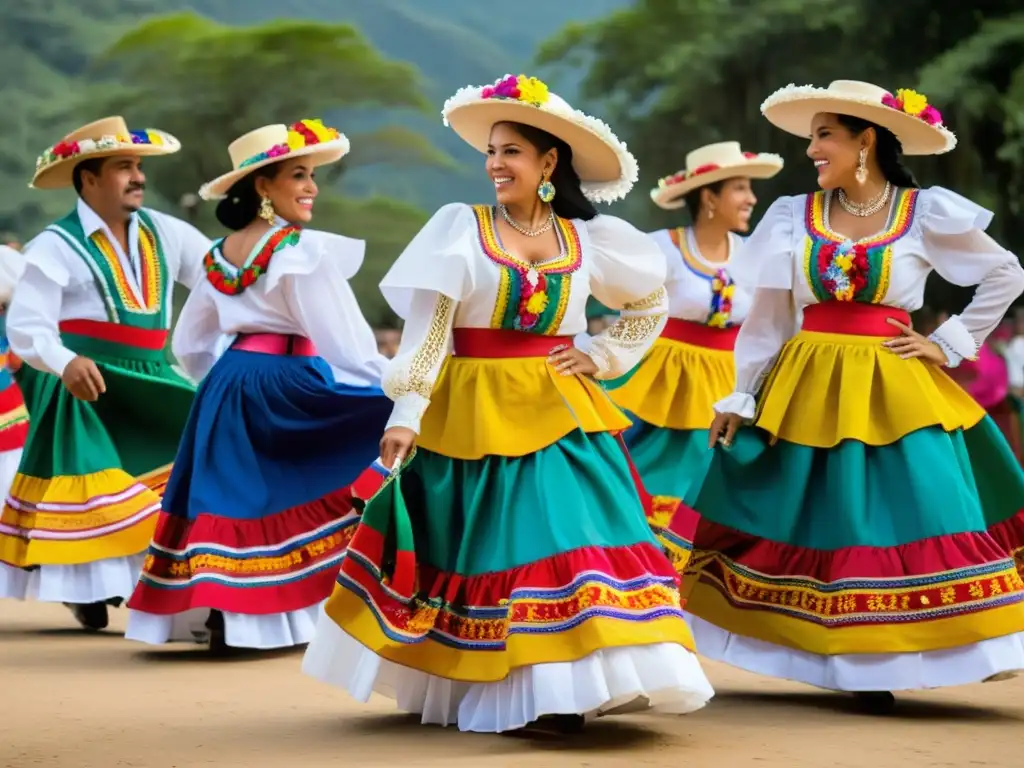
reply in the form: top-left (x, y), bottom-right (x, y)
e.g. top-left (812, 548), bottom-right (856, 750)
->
top-left (126, 337), bottom-right (393, 650)
top-left (607, 318), bottom-right (739, 573)
top-left (302, 328), bottom-right (713, 732)
top-left (0, 321), bottom-right (191, 604)
top-left (681, 302), bottom-right (1024, 691)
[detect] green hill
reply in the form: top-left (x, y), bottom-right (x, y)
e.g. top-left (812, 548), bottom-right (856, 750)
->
top-left (0, 0), bottom-right (628, 240)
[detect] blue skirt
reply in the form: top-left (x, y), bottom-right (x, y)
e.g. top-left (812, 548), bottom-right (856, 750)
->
top-left (128, 348), bottom-right (392, 615)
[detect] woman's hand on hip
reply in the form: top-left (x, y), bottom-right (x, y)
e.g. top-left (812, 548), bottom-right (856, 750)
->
top-left (883, 319), bottom-right (949, 366)
top-left (547, 344), bottom-right (599, 376)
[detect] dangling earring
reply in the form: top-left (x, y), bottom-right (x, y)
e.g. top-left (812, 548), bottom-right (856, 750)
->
top-left (855, 148), bottom-right (868, 185)
top-left (707, 207), bottom-right (715, 220)
top-left (259, 195), bottom-right (276, 223)
top-left (537, 176), bottom-right (556, 203)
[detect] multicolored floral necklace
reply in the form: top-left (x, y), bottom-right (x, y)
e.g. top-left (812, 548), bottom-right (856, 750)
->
top-left (204, 225), bottom-right (301, 295)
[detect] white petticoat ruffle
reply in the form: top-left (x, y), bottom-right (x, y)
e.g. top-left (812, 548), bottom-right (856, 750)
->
top-left (125, 602), bottom-right (322, 650)
top-left (0, 554), bottom-right (146, 603)
top-left (302, 608), bottom-right (715, 732)
top-left (687, 614), bottom-right (1024, 690)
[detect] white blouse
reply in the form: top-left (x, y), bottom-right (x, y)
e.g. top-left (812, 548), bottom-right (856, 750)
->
top-left (8, 199), bottom-right (211, 376)
top-left (381, 202), bottom-right (670, 433)
top-left (716, 186), bottom-right (1024, 418)
top-left (650, 228), bottom-right (752, 325)
top-left (172, 226), bottom-right (388, 388)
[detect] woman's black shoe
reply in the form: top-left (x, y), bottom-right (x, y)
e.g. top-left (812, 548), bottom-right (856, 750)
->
top-left (64, 601), bottom-right (109, 631)
top-left (852, 691), bottom-right (896, 713)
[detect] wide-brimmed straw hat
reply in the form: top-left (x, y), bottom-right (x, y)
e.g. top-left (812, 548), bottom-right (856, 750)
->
top-left (199, 119), bottom-right (350, 200)
top-left (442, 74), bottom-right (637, 203)
top-left (761, 80), bottom-right (956, 155)
top-left (650, 142), bottom-right (783, 210)
top-left (31, 116), bottom-right (180, 191)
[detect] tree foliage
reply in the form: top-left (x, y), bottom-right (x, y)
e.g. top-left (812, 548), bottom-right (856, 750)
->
top-left (540, 0), bottom-right (1024, 311)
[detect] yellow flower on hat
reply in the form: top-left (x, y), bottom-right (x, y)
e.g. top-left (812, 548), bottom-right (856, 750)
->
top-left (286, 131), bottom-right (305, 151)
top-left (516, 75), bottom-right (550, 107)
top-left (896, 88), bottom-right (928, 117)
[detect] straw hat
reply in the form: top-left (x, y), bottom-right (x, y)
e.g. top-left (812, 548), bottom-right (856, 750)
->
top-left (650, 142), bottom-right (783, 210)
top-left (199, 119), bottom-right (350, 200)
top-left (31, 116), bottom-right (180, 190)
top-left (761, 80), bottom-right (956, 155)
top-left (442, 74), bottom-right (638, 203)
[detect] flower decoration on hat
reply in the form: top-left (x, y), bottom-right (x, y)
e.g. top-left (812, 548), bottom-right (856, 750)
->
top-left (481, 74), bottom-right (550, 107)
top-left (239, 119), bottom-right (341, 169)
top-left (35, 130), bottom-right (170, 171)
top-left (881, 88), bottom-right (944, 127)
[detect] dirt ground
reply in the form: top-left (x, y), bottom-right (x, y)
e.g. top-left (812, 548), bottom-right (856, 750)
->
top-left (2, 601), bottom-right (1020, 768)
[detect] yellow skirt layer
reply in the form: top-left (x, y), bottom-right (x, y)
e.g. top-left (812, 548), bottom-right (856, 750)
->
top-left (0, 469), bottom-right (161, 566)
top-left (324, 583), bottom-right (697, 683)
top-left (419, 355), bottom-right (630, 460)
top-left (685, 574), bottom-right (1024, 656)
top-left (758, 330), bottom-right (985, 448)
top-left (610, 337), bottom-right (733, 430)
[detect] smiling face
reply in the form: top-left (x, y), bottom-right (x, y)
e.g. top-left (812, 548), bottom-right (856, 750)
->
top-left (486, 122), bottom-right (557, 208)
top-left (81, 155), bottom-right (147, 215)
top-left (807, 113), bottom-right (874, 190)
top-left (254, 157), bottom-right (319, 224)
top-left (702, 177), bottom-right (758, 232)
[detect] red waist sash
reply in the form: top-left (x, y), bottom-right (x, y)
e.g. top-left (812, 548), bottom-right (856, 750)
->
top-left (233, 333), bottom-right (318, 357)
top-left (452, 328), bottom-right (572, 359)
top-left (58, 320), bottom-right (168, 350)
top-left (661, 318), bottom-right (739, 351)
top-left (801, 302), bottom-right (909, 337)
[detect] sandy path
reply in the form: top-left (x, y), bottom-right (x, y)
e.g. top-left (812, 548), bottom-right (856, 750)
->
top-left (1, 601), bottom-right (1019, 767)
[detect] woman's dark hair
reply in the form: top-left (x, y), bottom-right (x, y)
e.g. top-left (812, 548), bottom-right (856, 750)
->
top-left (215, 164), bottom-right (283, 231)
top-left (835, 114), bottom-right (920, 189)
top-left (499, 121), bottom-right (598, 221)
top-left (683, 179), bottom-right (727, 221)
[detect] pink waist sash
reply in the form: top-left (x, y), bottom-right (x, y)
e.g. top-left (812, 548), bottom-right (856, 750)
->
top-left (232, 333), bottom-right (318, 357)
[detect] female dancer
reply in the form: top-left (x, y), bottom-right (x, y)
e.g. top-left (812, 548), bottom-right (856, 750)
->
top-left (0, 245), bottom-right (28, 503)
top-left (304, 74), bottom-right (714, 732)
top-left (125, 120), bottom-right (393, 650)
top-left (688, 80), bottom-right (1024, 710)
top-left (607, 142), bottom-right (781, 567)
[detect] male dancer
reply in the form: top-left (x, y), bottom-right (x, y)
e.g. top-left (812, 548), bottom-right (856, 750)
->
top-left (0, 116), bottom-right (211, 630)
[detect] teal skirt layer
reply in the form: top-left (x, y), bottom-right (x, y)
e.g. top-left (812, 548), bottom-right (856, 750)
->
top-left (621, 416), bottom-right (714, 506)
top-left (693, 416), bottom-right (1024, 550)
top-left (399, 430), bottom-right (660, 576)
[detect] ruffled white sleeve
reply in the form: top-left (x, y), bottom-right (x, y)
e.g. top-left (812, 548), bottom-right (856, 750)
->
top-left (915, 187), bottom-right (1024, 367)
top-left (170, 284), bottom-right (222, 382)
top-left (378, 204), bottom-right (477, 433)
top-left (6, 233), bottom-right (77, 376)
top-left (576, 215), bottom-right (669, 378)
top-left (271, 230), bottom-right (388, 388)
top-left (714, 197), bottom-right (801, 419)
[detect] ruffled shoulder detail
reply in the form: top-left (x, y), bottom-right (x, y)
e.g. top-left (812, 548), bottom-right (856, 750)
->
top-left (379, 202), bottom-right (478, 319)
top-left (0, 244), bottom-right (26, 303)
top-left (22, 230), bottom-right (72, 287)
top-left (265, 228), bottom-right (366, 293)
top-left (914, 186), bottom-right (994, 237)
top-left (729, 195), bottom-right (800, 290)
top-left (586, 215), bottom-right (667, 308)
top-left (648, 228), bottom-right (686, 283)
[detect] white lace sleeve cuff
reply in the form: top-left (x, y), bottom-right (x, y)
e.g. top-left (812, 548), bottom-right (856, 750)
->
top-left (930, 314), bottom-right (978, 368)
top-left (385, 393), bottom-right (431, 434)
top-left (713, 392), bottom-right (757, 420)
